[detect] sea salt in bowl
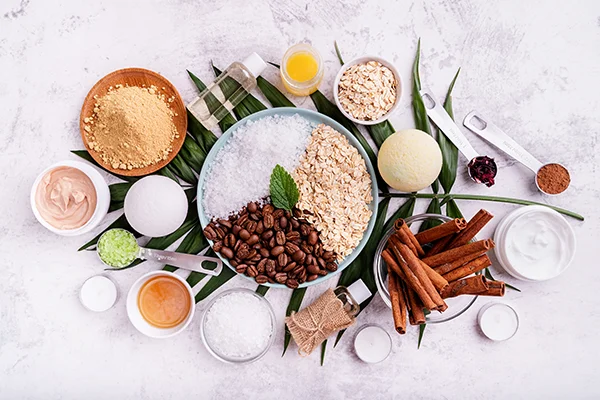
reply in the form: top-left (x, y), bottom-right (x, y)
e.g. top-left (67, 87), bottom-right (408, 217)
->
top-left (197, 108), bottom-right (379, 288)
top-left (200, 288), bottom-right (276, 364)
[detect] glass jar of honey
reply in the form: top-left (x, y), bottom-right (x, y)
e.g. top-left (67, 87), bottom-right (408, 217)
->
top-left (280, 43), bottom-right (324, 96)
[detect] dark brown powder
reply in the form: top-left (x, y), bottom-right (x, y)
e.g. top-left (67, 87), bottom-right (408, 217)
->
top-left (536, 163), bottom-right (570, 194)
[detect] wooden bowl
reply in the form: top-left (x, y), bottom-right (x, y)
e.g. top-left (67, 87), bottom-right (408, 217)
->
top-left (79, 68), bottom-right (187, 177)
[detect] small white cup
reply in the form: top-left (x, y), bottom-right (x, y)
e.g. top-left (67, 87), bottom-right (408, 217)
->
top-left (126, 270), bottom-right (195, 339)
top-left (30, 160), bottom-right (110, 236)
top-left (333, 55), bottom-right (403, 126)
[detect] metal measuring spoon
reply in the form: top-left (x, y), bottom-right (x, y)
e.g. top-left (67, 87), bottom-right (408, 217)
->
top-left (97, 229), bottom-right (223, 275)
top-left (463, 111), bottom-right (570, 195)
top-left (420, 88), bottom-right (497, 187)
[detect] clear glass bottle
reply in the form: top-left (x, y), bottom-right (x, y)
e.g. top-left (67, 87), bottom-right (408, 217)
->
top-left (334, 279), bottom-right (372, 317)
top-left (187, 53), bottom-right (267, 131)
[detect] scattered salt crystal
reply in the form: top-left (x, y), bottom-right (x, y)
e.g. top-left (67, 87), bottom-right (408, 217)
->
top-left (203, 114), bottom-right (312, 220)
top-left (204, 291), bottom-right (273, 359)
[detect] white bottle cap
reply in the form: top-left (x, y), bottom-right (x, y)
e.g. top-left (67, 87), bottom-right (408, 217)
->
top-left (242, 53), bottom-right (267, 78)
top-left (347, 279), bottom-right (371, 305)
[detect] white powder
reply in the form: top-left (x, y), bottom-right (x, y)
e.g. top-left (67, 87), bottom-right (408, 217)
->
top-left (202, 114), bottom-right (312, 220)
top-left (204, 291), bottom-right (273, 359)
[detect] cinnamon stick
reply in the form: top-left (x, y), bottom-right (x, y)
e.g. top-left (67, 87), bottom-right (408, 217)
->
top-left (387, 266), bottom-right (407, 334)
top-left (433, 249), bottom-right (489, 275)
top-left (407, 287), bottom-right (426, 325)
top-left (426, 235), bottom-right (454, 257)
top-left (421, 239), bottom-right (495, 267)
top-left (391, 237), bottom-right (447, 311)
top-left (446, 209), bottom-right (493, 250)
top-left (382, 249), bottom-right (436, 311)
top-left (442, 255), bottom-right (492, 282)
top-left (419, 259), bottom-right (448, 292)
top-left (441, 275), bottom-right (489, 299)
top-left (394, 219), bottom-right (425, 257)
top-left (479, 280), bottom-right (505, 297)
top-left (414, 218), bottom-right (467, 245)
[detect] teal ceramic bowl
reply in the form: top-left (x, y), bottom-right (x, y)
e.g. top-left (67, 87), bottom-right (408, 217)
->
top-left (197, 108), bottom-right (379, 288)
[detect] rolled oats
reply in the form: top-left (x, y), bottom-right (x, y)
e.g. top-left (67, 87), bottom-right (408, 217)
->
top-left (338, 61), bottom-right (397, 121)
top-left (293, 124), bottom-right (373, 259)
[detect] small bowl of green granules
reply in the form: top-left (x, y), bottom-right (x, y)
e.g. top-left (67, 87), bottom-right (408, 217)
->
top-left (97, 228), bottom-right (140, 268)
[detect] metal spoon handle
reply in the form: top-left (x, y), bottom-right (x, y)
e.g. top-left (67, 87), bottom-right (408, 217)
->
top-left (139, 248), bottom-right (223, 276)
top-left (463, 111), bottom-right (543, 173)
top-left (419, 88), bottom-right (479, 161)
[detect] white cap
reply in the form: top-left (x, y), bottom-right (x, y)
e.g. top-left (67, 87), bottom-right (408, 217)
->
top-left (347, 280), bottom-right (371, 305)
top-left (242, 53), bottom-right (267, 78)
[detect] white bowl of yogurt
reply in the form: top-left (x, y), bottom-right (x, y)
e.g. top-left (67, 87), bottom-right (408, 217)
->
top-left (30, 160), bottom-right (110, 236)
top-left (494, 206), bottom-right (576, 281)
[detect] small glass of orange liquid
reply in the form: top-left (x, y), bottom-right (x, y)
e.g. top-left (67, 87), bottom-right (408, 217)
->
top-left (280, 43), bottom-right (324, 97)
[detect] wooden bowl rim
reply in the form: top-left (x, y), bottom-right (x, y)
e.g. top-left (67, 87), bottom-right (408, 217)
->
top-left (79, 67), bottom-right (188, 177)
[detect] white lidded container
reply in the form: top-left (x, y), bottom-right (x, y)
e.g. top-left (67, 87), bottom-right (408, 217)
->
top-left (494, 206), bottom-right (576, 281)
top-left (30, 160), bottom-right (110, 236)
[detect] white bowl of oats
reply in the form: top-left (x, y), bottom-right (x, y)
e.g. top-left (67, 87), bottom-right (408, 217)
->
top-left (333, 56), bottom-right (402, 125)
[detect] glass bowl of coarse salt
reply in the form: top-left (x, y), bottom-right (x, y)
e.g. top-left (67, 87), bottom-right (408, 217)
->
top-left (200, 288), bottom-right (276, 364)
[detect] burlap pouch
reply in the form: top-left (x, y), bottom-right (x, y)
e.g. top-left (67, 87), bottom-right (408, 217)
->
top-left (285, 288), bottom-right (355, 356)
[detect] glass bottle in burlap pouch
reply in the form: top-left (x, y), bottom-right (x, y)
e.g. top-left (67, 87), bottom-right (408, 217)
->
top-left (285, 280), bottom-right (371, 356)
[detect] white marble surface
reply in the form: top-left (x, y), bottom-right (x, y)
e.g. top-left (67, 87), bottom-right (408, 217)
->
top-left (1, 0), bottom-right (599, 398)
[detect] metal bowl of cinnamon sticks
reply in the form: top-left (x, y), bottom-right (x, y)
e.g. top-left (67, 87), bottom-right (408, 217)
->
top-left (374, 210), bottom-right (506, 329)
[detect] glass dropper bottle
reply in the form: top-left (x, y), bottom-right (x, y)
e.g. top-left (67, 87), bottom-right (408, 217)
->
top-left (187, 53), bottom-right (267, 130)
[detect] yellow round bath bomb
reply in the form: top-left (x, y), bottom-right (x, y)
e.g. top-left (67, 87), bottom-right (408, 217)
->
top-left (378, 129), bottom-right (443, 192)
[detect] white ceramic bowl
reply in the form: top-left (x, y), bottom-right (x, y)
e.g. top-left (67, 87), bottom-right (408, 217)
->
top-left (333, 55), bottom-right (402, 126)
top-left (494, 205), bottom-right (576, 281)
top-left (126, 270), bottom-right (195, 339)
top-left (30, 160), bottom-right (110, 236)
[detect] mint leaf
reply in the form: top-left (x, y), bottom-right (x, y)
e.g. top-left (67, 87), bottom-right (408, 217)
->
top-left (270, 164), bottom-right (299, 211)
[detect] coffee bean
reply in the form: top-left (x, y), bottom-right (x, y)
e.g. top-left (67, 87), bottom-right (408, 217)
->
top-left (286, 231), bottom-right (300, 242)
top-left (263, 204), bottom-right (274, 215)
top-left (314, 243), bottom-right (323, 257)
top-left (272, 209), bottom-right (284, 219)
top-left (257, 258), bottom-right (268, 274)
top-left (275, 273), bottom-right (288, 284)
top-left (255, 220), bottom-right (264, 234)
top-left (255, 275), bottom-right (268, 284)
top-left (230, 259), bottom-right (239, 267)
top-left (249, 252), bottom-right (261, 263)
top-left (285, 242), bottom-right (300, 255)
top-left (307, 274), bottom-right (319, 282)
top-left (235, 264), bottom-right (248, 274)
top-left (273, 220), bottom-right (282, 231)
top-left (263, 214), bottom-right (274, 229)
top-left (247, 202), bottom-right (258, 213)
top-left (318, 257), bottom-right (326, 269)
top-left (300, 224), bottom-right (310, 237)
top-left (260, 248), bottom-right (270, 258)
top-left (261, 230), bottom-right (274, 240)
top-left (246, 265), bottom-right (258, 277)
top-left (271, 245), bottom-right (285, 257)
top-left (292, 264), bottom-right (305, 276)
top-left (286, 278), bottom-right (299, 289)
top-left (308, 231), bottom-right (318, 246)
top-left (317, 269), bottom-right (328, 276)
top-left (236, 243), bottom-right (250, 259)
top-left (305, 254), bottom-right (315, 266)
top-left (238, 229), bottom-right (250, 241)
top-left (237, 214), bottom-right (248, 226)
top-left (293, 208), bottom-right (302, 218)
top-left (247, 234), bottom-right (259, 246)
top-left (212, 240), bottom-right (223, 253)
top-left (249, 212), bottom-right (260, 221)
top-left (268, 237), bottom-right (276, 249)
top-left (245, 220), bottom-right (257, 233)
top-left (323, 251), bottom-right (335, 262)
top-left (326, 262), bottom-right (338, 272)
top-left (232, 225), bottom-right (242, 236)
top-left (266, 261), bottom-right (276, 277)
top-left (283, 262), bottom-right (297, 272)
top-left (291, 219), bottom-right (300, 229)
top-left (214, 226), bottom-right (226, 240)
top-left (234, 239), bottom-right (243, 252)
top-left (277, 253), bottom-right (289, 268)
top-left (307, 264), bottom-right (320, 275)
top-left (203, 226), bottom-right (217, 241)
top-left (220, 247), bottom-right (234, 259)
top-left (276, 231), bottom-right (286, 246)
top-left (300, 243), bottom-right (312, 254)
top-left (217, 219), bottom-right (232, 229)
top-left (279, 216), bottom-right (288, 230)
top-left (292, 250), bottom-right (306, 264)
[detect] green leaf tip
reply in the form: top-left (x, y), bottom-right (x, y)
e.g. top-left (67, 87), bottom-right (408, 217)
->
top-left (270, 164), bottom-right (299, 211)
